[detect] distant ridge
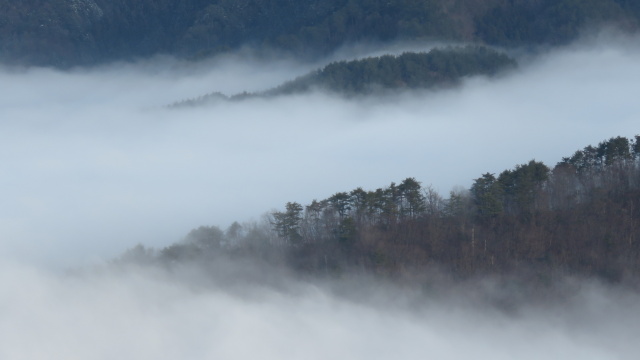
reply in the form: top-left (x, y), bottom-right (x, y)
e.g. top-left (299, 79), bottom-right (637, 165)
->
top-left (170, 46), bottom-right (517, 107)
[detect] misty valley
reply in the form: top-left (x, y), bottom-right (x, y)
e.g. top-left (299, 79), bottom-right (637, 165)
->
top-left (2, 1), bottom-right (640, 358)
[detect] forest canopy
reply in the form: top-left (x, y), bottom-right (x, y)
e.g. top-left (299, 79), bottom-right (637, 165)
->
top-left (268, 46), bottom-right (517, 95)
top-left (171, 46), bottom-right (516, 106)
top-left (0, 0), bottom-right (638, 67)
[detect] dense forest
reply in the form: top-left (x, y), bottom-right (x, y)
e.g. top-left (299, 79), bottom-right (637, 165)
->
top-left (171, 46), bottom-right (516, 106)
top-left (266, 45), bottom-right (516, 95)
top-left (1, 0), bottom-right (639, 67)
top-left (119, 135), bottom-right (640, 285)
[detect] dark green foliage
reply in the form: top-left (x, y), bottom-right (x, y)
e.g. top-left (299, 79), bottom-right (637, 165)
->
top-left (471, 173), bottom-right (504, 220)
top-left (599, 136), bottom-right (633, 165)
top-left (560, 144), bottom-right (603, 174)
top-left (559, 136), bottom-right (638, 174)
top-left (329, 192), bottom-right (352, 219)
top-left (0, 0), bottom-right (102, 67)
top-left (272, 202), bottom-right (304, 245)
top-left (398, 177), bottom-right (426, 219)
top-left (267, 46), bottom-right (517, 96)
top-left (475, 0), bottom-right (633, 46)
top-left (169, 46), bottom-right (516, 106)
top-left (498, 160), bottom-right (550, 216)
top-left (1, 0), bottom-right (638, 67)
top-left (615, 0), bottom-right (640, 18)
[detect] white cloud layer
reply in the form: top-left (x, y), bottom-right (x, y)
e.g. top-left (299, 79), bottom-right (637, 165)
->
top-left (0, 262), bottom-right (637, 360)
top-left (1, 33), bottom-right (640, 266)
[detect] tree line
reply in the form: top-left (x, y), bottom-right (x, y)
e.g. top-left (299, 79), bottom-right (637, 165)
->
top-left (121, 135), bottom-right (640, 284)
top-left (170, 46), bottom-right (517, 107)
top-left (268, 46), bottom-right (517, 96)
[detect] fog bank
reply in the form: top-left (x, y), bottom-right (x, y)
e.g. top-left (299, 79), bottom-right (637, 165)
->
top-left (1, 34), bottom-right (640, 266)
top-left (0, 262), bottom-right (637, 360)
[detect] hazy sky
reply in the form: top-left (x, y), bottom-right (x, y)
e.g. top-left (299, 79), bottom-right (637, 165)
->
top-left (1, 33), bottom-right (640, 266)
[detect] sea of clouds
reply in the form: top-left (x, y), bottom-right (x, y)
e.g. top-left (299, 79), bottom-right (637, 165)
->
top-left (2, 33), bottom-right (639, 265)
top-left (0, 31), bottom-right (639, 360)
top-left (1, 261), bottom-right (638, 360)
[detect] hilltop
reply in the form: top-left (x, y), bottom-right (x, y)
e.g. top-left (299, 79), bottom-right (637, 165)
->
top-left (171, 46), bottom-right (516, 106)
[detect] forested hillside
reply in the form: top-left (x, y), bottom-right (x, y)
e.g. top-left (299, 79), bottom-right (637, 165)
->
top-left (267, 45), bottom-right (516, 95)
top-left (120, 135), bottom-right (640, 284)
top-left (171, 46), bottom-right (516, 105)
top-left (1, 0), bottom-right (638, 67)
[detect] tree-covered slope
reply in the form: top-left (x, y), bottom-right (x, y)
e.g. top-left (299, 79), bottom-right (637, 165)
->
top-left (1, 0), bottom-right (638, 67)
top-left (171, 46), bottom-right (516, 105)
top-left (268, 46), bottom-right (516, 95)
top-left (120, 135), bottom-right (640, 284)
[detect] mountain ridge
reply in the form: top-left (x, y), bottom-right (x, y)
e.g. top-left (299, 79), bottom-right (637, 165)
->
top-left (1, 0), bottom-right (638, 67)
top-left (170, 45), bottom-right (517, 106)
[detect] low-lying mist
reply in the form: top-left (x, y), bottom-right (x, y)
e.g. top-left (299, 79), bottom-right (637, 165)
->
top-left (2, 34), bottom-right (640, 266)
top-left (1, 260), bottom-right (637, 360)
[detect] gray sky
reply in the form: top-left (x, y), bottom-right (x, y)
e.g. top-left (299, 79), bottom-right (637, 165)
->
top-left (1, 33), bottom-right (639, 266)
